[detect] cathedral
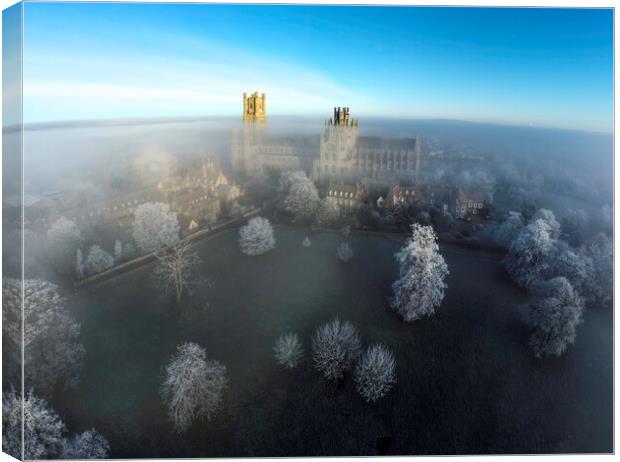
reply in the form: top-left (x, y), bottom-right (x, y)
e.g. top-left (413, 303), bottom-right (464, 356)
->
top-left (231, 93), bottom-right (422, 187)
top-left (312, 107), bottom-right (421, 184)
top-left (232, 91), bottom-right (318, 177)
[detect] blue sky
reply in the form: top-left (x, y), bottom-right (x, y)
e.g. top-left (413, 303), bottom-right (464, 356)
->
top-left (20, 3), bottom-right (613, 132)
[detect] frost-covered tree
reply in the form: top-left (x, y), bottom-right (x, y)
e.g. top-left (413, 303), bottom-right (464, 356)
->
top-left (4, 228), bottom-right (46, 279)
top-left (61, 429), bottom-right (110, 459)
top-left (280, 171), bottom-right (320, 222)
top-left (312, 318), bottom-right (362, 381)
top-left (132, 202), bottom-right (180, 253)
top-left (472, 170), bottom-right (496, 203)
top-left (523, 277), bottom-right (584, 358)
top-left (542, 242), bottom-right (594, 301)
top-left (600, 204), bottom-right (612, 234)
top-left (581, 233), bottom-right (613, 307)
top-left (122, 241), bottom-right (136, 260)
top-left (114, 239), bottom-right (123, 262)
top-left (273, 333), bottom-right (304, 369)
top-left (316, 197), bottom-right (340, 227)
top-left (2, 390), bottom-right (66, 460)
top-left (161, 342), bottom-right (227, 432)
top-left (390, 224), bottom-right (449, 322)
top-left (278, 170), bottom-right (308, 194)
top-left (531, 208), bottom-right (561, 239)
top-left (504, 219), bottom-right (556, 289)
top-left (2, 390), bottom-right (110, 460)
top-left (354, 344), bottom-right (397, 403)
top-left (336, 242), bottom-right (354, 262)
top-left (153, 241), bottom-right (200, 304)
top-left (76, 248), bottom-right (84, 280)
top-left (203, 212), bottom-right (218, 229)
top-left (84, 245), bottom-right (114, 276)
top-left (561, 209), bottom-right (588, 247)
top-left (357, 203), bottom-right (381, 229)
top-left (2, 278), bottom-right (84, 395)
top-left (494, 211), bottom-right (524, 248)
top-left (302, 236), bottom-right (311, 247)
top-left (229, 202), bottom-right (248, 218)
top-left (47, 217), bottom-right (82, 275)
top-left (239, 216), bottom-right (276, 256)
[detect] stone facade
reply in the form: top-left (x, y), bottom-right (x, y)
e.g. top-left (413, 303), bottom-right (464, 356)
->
top-left (312, 108), bottom-right (421, 184)
top-left (385, 183), bottom-right (485, 218)
top-left (454, 188), bottom-right (485, 218)
top-left (158, 158), bottom-right (242, 228)
top-left (326, 181), bottom-right (367, 212)
top-left (243, 91), bottom-right (267, 123)
top-left (54, 158), bottom-right (242, 232)
top-left (232, 100), bottom-right (422, 188)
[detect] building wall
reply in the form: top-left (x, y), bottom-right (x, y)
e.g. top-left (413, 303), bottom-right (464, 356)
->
top-left (233, 102), bottom-right (423, 187)
top-left (313, 129), bottom-right (421, 184)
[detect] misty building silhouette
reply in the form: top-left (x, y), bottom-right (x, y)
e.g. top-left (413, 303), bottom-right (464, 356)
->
top-left (232, 96), bottom-right (421, 186)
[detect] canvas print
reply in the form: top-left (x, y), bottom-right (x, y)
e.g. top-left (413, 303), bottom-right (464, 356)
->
top-left (1, 2), bottom-right (614, 459)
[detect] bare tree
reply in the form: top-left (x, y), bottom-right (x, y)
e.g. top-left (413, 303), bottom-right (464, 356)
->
top-left (153, 241), bottom-right (200, 304)
top-left (161, 342), bottom-right (227, 432)
top-left (273, 333), bottom-right (304, 369)
top-left (312, 318), bottom-right (362, 381)
top-left (354, 344), bottom-right (397, 402)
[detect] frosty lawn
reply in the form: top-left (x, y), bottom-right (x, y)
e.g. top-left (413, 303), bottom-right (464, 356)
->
top-left (57, 227), bottom-right (612, 457)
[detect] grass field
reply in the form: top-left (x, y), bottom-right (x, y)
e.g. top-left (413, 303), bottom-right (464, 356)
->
top-left (56, 226), bottom-right (612, 456)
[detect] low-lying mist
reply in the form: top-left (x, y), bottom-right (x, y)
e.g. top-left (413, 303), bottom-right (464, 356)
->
top-left (14, 115), bottom-right (612, 211)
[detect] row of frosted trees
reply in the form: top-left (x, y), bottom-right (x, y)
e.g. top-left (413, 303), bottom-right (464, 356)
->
top-left (497, 208), bottom-right (612, 357)
top-left (273, 321), bottom-right (397, 404)
top-left (2, 203), bottom-right (189, 458)
top-left (2, 278), bottom-right (110, 459)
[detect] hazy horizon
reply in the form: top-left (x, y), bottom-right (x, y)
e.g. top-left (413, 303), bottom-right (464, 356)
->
top-left (8, 114), bottom-right (615, 136)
